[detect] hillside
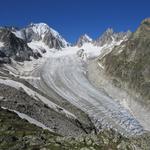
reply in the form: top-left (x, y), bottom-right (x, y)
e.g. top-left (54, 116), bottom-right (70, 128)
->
top-left (100, 18), bottom-right (150, 107)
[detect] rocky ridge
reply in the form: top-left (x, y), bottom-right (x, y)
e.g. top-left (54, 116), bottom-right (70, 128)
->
top-left (94, 28), bottom-right (131, 47)
top-left (100, 18), bottom-right (150, 107)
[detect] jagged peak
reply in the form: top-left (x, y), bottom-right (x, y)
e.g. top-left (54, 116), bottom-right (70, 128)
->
top-left (27, 22), bottom-right (60, 38)
top-left (98, 28), bottom-right (131, 39)
top-left (81, 34), bottom-right (93, 42)
top-left (105, 28), bottom-right (114, 34)
top-left (76, 33), bottom-right (92, 47)
top-left (94, 28), bottom-right (131, 47)
top-left (24, 22), bottom-right (69, 47)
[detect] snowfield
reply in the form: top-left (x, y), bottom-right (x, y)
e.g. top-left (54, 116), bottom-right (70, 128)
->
top-left (1, 107), bottom-right (53, 132)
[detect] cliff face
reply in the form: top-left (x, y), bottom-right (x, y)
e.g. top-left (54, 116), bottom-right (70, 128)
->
top-left (101, 18), bottom-right (150, 106)
top-left (0, 28), bottom-right (41, 62)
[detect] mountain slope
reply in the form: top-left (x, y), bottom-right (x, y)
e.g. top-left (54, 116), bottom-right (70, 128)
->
top-left (100, 18), bottom-right (150, 107)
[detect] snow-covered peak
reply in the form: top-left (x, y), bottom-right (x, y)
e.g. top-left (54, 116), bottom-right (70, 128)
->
top-left (3, 23), bottom-right (70, 50)
top-left (83, 34), bottom-right (92, 42)
top-left (28, 23), bottom-right (69, 47)
top-left (11, 23), bottom-right (69, 49)
top-left (28, 23), bottom-right (59, 38)
top-left (29, 23), bottom-right (50, 35)
top-left (76, 34), bottom-right (93, 47)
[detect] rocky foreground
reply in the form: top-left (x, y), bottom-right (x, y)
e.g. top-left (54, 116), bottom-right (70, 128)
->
top-left (1, 107), bottom-right (150, 150)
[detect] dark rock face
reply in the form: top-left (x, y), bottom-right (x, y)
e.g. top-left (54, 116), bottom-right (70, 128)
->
top-left (95, 28), bottom-right (131, 46)
top-left (0, 51), bottom-right (6, 57)
top-left (101, 18), bottom-right (150, 105)
top-left (0, 28), bottom-right (40, 62)
top-left (0, 57), bottom-right (11, 64)
top-left (0, 51), bottom-right (11, 64)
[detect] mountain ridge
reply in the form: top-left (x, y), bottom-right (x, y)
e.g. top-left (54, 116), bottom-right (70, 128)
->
top-left (0, 18), bottom-right (150, 149)
top-left (97, 18), bottom-right (150, 115)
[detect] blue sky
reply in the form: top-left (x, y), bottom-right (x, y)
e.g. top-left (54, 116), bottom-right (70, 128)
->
top-left (0, 0), bottom-right (149, 43)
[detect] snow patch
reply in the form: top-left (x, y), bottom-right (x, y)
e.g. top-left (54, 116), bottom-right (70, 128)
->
top-left (12, 31), bottom-right (24, 39)
top-left (0, 42), bottom-right (4, 47)
top-left (1, 107), bottom-right (53, 132)
top-left (98, 62), bottom-right (104, 69)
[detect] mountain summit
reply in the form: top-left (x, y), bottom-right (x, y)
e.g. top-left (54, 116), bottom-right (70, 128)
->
top-left (76, 34), bottom-right (92, 47)
top-left (13, 23), bottom-right (69, 49)
top-left (94, 28), bottom-right (131, 46)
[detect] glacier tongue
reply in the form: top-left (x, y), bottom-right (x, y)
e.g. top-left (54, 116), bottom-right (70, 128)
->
top-left (33, 47), bottom-right (144, 136)
top-left (8, 39), bottom-right (144, 136)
